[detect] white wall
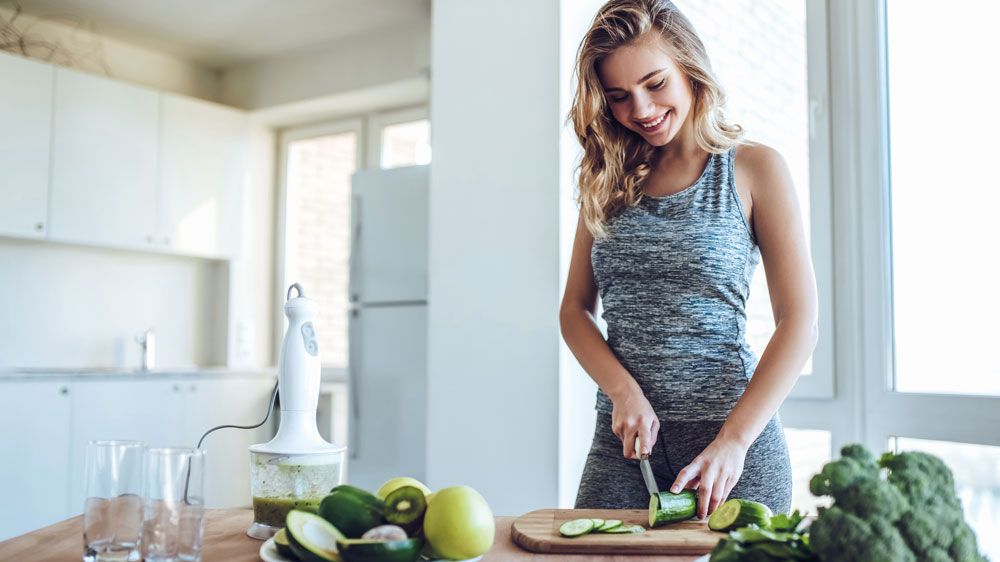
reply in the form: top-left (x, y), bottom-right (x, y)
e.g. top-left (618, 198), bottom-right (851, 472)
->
top-left (0, 239), bottom-right (226, 370)
top-left (427, 0), bottom-right (561, 515)
top-left (220, 20), bottom-right (430, 110)
top-left (0, 6), bottom-right (220, 102)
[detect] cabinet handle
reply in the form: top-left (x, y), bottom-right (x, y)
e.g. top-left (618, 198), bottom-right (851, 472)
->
top-left (173, 384), bottom-right (181, 392)
top-left (35, 222), bottom-right (44, 232)
top-left (147, 235), bottom-right (155, 244)
top-left (164, 237), bottom-right (171, 246)
top-left (59, 386), bottom-right (69, 395)
top-left (190, 384), bottom-right (196, 392)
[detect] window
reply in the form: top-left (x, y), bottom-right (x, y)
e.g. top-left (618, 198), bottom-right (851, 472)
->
top-left (278, 107), bottom-right (430, 373)
top-left (886, 0), bottom-right (1000, 396)
top-left (279, 121), bottom-right (361, 370)
top-left (674, 0), bottom-right (833, 396)
top-left (784, 428), bottom-right (833, 515)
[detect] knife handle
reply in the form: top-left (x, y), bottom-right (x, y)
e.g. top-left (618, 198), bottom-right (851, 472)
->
top-left (634, 434), bottom-right (647, 459)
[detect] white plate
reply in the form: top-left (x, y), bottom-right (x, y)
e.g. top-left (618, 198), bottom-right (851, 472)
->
top-left (258, 536), bottom-right (484, 562)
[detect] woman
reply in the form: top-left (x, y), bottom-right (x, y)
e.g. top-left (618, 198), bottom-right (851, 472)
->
top-left (560, 0), bottom-right (818, 519)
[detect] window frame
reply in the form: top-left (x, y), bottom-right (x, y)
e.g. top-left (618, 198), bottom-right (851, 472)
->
top-left (364, 105), bottom-right (430, 169)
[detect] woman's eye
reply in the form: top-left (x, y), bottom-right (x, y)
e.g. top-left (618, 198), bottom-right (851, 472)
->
top-left (609, 95), bottom-right (628, 103)
top-left (649, 79), bottom-right (666, 90)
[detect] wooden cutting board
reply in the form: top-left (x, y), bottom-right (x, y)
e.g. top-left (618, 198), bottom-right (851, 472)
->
top-left (511, 509), bottom-right (722, 555)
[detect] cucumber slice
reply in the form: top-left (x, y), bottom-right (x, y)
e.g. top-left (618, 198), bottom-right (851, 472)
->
top-left (649, 490), bottom-right (697, 527)
top-left (707, 498), bottom-right (773, 532)
top-left (602, 524), bottom-right (645, 534)
top-left (286, 510), bottom-right (346, 562)
top-left (558, 518), bottom-right (596, 537)
top-left (590, 518), bottom-right (605, 529)
top-left (596, 519), bottom-right (623, 532)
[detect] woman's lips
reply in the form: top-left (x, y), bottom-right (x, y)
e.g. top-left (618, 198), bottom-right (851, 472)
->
top-left (636, 111), bottom-right (668, 133)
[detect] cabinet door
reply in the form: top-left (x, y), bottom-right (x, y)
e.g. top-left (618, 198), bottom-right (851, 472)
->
top-left (0, 52), bottom-right (52, 239)
top-left (184, 378), bottom-right (276, 508)
top-left (158, 94), bottom-right (247, 258)
top-left (0, 381), bottom-right (72, 541)
top-left (68, 379), bottom-right (185, 509)
top-left (49, 68), bottom-right (159, 249)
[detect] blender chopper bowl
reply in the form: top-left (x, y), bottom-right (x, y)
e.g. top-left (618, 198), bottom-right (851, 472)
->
top-left (247, 284), bottom-right (347, 540)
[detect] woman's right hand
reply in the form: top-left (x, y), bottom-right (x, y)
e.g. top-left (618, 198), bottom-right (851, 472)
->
top-left (610, 388), bottom-right (660, 460)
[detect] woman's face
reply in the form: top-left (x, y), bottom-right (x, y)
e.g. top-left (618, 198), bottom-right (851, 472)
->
top-left (597, 36), bottom-right (694, 147)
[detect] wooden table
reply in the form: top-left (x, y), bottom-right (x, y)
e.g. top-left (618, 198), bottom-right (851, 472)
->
top-left (0, 509), bottom-right (701, 561)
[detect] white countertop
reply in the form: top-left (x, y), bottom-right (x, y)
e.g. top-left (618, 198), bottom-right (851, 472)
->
top-left (0, 366), bottom-right (277, 381)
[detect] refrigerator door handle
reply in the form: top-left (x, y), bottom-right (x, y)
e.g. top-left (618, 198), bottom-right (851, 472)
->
top-left (349, 195), bottom-right (362, 304)
top-left (348, 307), bottom-right (360, 460)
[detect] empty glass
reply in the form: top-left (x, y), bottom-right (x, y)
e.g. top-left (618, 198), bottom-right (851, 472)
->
top-left (141, 448), bottom-right (206, 562)
top-left (83, 440), bottom-right (146, 562)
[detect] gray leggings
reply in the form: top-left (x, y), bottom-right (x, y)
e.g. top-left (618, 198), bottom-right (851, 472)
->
top-left (575, 412), bottom-right (792, 515)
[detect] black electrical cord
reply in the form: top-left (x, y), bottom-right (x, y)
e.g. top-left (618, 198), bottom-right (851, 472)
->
top-left (182, 379), bottom-right (279, 504)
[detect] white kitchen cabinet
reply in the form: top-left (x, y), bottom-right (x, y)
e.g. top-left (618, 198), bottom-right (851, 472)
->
top-left (158, 94), bottom-right (247, 258)
top-left (49, 68), bottom-right (159, 250)
top-left (0, 52), bottom-right (52, 239)
top-left (0, 381), bottom-right (72, 541)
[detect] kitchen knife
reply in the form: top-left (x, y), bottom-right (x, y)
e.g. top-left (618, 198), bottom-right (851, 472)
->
top-left (635, 436), bottom-right (660, 496)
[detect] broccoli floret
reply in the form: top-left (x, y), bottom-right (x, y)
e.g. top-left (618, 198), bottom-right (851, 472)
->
top-left (809, 505), bottom-right (915, 562)
top-left (807, 445), bottom-right (988, 562)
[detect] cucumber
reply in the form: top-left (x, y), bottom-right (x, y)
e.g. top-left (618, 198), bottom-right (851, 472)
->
top-left (590, 518), bottom-right (605, 529)
top-left (318, 485), bottom-right (385, 538)
top-left (558, 518), bottom-right (595, 537)
top-left (383, 486), bottom-right (426, 534)
top-left (648, 489), bottom-right (697, 527)
top-left (286, 510), bottom-right (346, 562)
top-left (336, 538), bottom-right (422, 562)
top-left (602, 524), bottom-right (645, 534)
top-left (596, 519), bottom-right (622, 532)
top-left (707, 498), bottom-right (773, 532)
top-left (274, 528), bottom-right (299, 560)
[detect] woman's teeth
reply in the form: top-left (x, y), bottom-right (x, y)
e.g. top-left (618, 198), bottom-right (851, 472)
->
top-left (640, 113), bottom-right (666, 129)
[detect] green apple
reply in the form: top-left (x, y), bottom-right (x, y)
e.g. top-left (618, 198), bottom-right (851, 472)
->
top-left (423, 486), bottom-right (494, 559)
top-left (376, 476), bottom-right (432, 500)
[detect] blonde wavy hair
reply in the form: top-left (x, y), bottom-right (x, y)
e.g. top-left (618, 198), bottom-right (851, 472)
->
top-left (570, 0), bottom-right (744, 237)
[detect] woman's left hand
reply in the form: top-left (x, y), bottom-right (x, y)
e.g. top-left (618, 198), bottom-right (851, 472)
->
top-left (668, 437), bottom-right (748, 520)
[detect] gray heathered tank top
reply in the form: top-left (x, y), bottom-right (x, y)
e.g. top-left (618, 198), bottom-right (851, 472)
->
top-left (590, 147), bottom-right (759, 422)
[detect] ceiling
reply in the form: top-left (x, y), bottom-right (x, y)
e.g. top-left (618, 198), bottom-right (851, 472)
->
top-left (13, 0), bottom-right (431, 68)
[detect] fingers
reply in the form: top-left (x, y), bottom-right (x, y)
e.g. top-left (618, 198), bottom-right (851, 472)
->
top-left (707, 473), bottom-right (731, 519)
top-left (670, 460), bottom-right (701, 493)
top-left (614, 416), bottom-right (658, 459)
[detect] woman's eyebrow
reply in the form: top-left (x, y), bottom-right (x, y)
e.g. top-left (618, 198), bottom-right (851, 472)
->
top-left (603, 68), bottom-right (668, 92)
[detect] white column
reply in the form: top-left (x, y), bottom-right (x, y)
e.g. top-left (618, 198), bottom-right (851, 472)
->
top-left (427, 0), bottom-right (562, 515)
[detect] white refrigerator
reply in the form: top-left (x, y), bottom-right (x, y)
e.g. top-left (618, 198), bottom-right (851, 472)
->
top-left (346, 164), bottom-right (429, 491)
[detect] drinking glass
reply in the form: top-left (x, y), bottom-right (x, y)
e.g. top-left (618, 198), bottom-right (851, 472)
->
top-left (141, 448), bottom-right (207, 562)
top-left (83, 440), bottom-right (146, 562)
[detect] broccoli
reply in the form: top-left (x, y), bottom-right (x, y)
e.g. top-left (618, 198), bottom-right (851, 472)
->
top-left (808, 444), bottom-right (987, 562)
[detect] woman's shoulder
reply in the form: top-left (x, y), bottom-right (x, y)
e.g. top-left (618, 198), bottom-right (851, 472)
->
top-left (732, 141), bottom-right (793, 197)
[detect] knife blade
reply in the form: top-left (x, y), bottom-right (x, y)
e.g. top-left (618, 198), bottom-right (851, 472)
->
top-left (635, 436), bottom-right (660, 496)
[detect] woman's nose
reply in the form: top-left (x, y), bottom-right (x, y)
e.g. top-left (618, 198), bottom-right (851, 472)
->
top-left (631, 92), bottom-right (656, 120)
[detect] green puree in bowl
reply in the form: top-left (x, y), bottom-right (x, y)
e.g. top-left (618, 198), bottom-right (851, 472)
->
top-left (252, 496), bottom-right (322, 528)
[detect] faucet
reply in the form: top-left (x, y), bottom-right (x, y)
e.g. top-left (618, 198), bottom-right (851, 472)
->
top-left (136, 329), bottom-right (156, 372)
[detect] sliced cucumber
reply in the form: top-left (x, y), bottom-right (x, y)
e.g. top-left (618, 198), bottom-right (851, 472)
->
top-left (596, 519), bottom-right (623, 532)
top-left (558, 518), bottom-right (595, 537)
top-left (602, 524), bottom-right (645, 534)
top-left (286, 510), bottom-right (346, 562)
top-left (707, 498), bottom-right (773, 532)
top-left (590, 518), bottom-right (605, 529)
top-left (649, 490), bottom-right (697, 527)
